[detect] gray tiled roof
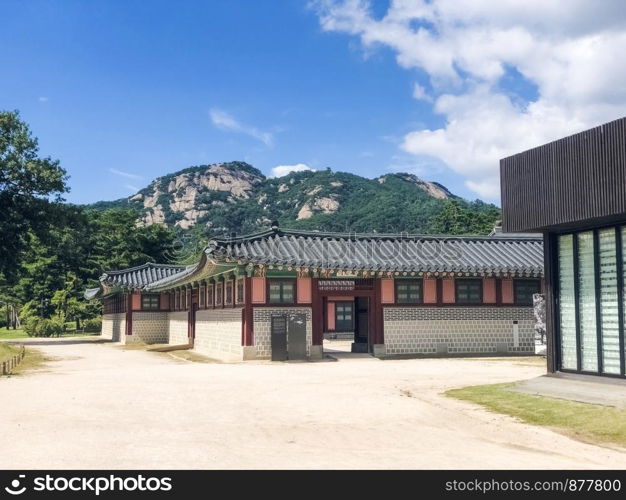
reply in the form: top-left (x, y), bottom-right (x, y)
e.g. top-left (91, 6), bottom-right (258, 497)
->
top-left (100, 262), bottom-right (187, 289)
top-left (206, 228), bottom-right (544, 276)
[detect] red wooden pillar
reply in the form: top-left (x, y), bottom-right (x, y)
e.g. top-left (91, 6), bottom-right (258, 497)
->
top-left (373, 278), bottom-right (384, 345)
top-left (311, 278), bottom-right (323, 346)
top-left (242, 277), bottom-right (254, 346)
top-left (125, 292), bottom-right (133, 336)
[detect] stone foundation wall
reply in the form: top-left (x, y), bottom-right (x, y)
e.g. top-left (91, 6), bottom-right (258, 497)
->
top-left (168, 311), bottom-right (189, 346)
top-left (252, 307), bottom-right (312, 359)
top-left (193, 308), bottom-right (243, 360)
top-left (383, 307), bottom-right (535, 356)
top-left (101, 313), bottom-right (125, 342)
top-left (125, 312), bottom-right (168, 344)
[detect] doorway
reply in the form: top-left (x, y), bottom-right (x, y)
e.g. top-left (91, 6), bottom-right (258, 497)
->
top-left (322, 296), bottom-right (371, 356)
top-left (352, 297), bottom-right (370, 353)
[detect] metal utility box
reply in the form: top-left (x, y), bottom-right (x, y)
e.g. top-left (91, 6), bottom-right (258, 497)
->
top-left (271, 313), bottom-right (307, 361)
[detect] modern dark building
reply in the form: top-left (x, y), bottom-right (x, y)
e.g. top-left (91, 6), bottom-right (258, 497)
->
top-left (501, 116), bottom-right (626, 378)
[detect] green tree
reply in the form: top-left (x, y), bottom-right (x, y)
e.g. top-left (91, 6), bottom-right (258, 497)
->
top-left (0, 110), bottom-right (68, 281)
top-left (427, 199), bottom-right (501, 235)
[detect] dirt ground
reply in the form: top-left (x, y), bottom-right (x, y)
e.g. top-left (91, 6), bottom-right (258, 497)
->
top-left (2, 338), bottom-right (626, 469)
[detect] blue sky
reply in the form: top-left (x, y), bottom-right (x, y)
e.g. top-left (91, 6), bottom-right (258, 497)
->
top-left (2, 0), bottom-right (624, 205)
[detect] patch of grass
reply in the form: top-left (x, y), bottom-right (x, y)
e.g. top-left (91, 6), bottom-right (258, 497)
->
top-left (447, 383), bottom-right (626, 448)
top-left (0, 344), bottom-right (48, 376)
top-left (0, 342), bottom-right (20, 362)
top-left (11, 347), bottom-right (48, 375)
top-left (0, 327), bottom-right (27, 339)
top-left (0, 326), bottom-right (100, 340)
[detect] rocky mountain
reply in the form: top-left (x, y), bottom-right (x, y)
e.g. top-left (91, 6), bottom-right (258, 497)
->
top-left (89, 161), bottom-right (500, 237)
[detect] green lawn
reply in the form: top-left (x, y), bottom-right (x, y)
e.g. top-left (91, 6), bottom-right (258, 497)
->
top-left (0, 343), bottom-right (47, 375)
top-left (447, 382), bottom-right (626, 448)
top-left (0, 342), bottom-right (20, 363)
top-left (0, 327), bottom-right (27, 339)
top-left (0, 326), bottom-right (100, 339)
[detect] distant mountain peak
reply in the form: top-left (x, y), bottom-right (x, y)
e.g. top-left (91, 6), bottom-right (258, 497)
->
top-left (377, 173), bottom-right (454, 200)
top-left (129, 162), bottom-right (265, 228)
top-left (88, 161), bottom-right (499, 236)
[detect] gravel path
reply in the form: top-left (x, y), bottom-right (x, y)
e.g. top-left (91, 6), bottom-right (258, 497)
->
top-left (2, 338), bottom-right (626, 469)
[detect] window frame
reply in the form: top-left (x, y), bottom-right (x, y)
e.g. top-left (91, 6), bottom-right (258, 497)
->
top-left (141, 294), bottom-right (160, 311)
top-left (236, 279), bottom-right (245, 304)
top-left (267, 279), bottom-right (296, 305)
top-left (395, 279), bottom-right (423, 304)
top-left (455, 278), bottom-right (483, 304)
top-left (334, 301), bottom-right (354, 332)
top-left (513, 279), bottom-right (541, 306)
top-left (225, 280), bottom-right (234, 306)
top-left (215, 283), bottom-right (223, 307)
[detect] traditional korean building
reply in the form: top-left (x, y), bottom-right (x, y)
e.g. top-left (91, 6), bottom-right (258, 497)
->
top-left (501, 116), bottom-right (626, 379)
top-left (86, 226), bottom-right (544, 361)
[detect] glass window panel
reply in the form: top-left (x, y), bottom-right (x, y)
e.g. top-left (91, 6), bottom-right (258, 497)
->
top-left (558, 234), bottom-right (577, 370)
top-left (622, 226), bottom-right (626, 373)
top-left (141, 295), bottom-right (159, 310)
top-left (396, 280), bottom-right (422, 303)
top-left (282, 283), bottom-right (294, 301)
top-left (578, 231), bottom-right (598, 372)
top-left (514, 280), bottom-right (541, 306)
top-left (335, 302), bottom-right (353, 331)
top-left (268, 280), bottom-right (295, 304)
top-left (456, 279), bottom-right (482, 304)
top-left (599, 228), bottom-right (620, 374)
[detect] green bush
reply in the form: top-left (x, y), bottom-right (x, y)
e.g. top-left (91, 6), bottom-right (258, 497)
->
top-left (23, 317), bottom-right (63, 337)
top-left (19, 301), bottom-right (40, 323)
top-left (23, 317), bottom-right (41, 337)
top-left (83, 318), bottom-right (102, 333)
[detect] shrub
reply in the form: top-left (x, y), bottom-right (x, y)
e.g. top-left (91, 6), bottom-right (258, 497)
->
top-left (23, 317), bottom-right (63, 337)
top-left (83, 318), bottom-right (102, 333)
top-left (40, 319), bottom-right (63, 337)
top-left (23, 317), bottom-right (41, 337)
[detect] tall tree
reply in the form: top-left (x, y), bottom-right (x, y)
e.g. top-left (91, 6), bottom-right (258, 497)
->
top-left (0, 110), bottom-right (68, 281)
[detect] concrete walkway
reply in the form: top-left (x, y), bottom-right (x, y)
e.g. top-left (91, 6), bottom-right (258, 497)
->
top-left (513, 373), bottom-right (626, 408)
top-left (2, 338), bottom-right (626, 469)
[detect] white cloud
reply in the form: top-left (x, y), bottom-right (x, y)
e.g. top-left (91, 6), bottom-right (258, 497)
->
top-left (313, 0), bottom-right (626, 199)
top-left (412, 83), bottom-right (431, 102)
top-left (109, 168), bottom-right (143, 180)
top-left (38, 96), bottom-right (48, 102)
top-left (270, 163), bottom-right (315, 177)
top-left (209, 108), bottom-right (273, 146)
top-left (124, 184), bottom-right (140, 192)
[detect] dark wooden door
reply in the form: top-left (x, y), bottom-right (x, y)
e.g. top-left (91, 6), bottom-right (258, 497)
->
top-left (354, 297), bottom-right (369, 348)
top-left (287, 313), bottom-right (307, 360)
top-left (271, 315), bottom-right (288, 361)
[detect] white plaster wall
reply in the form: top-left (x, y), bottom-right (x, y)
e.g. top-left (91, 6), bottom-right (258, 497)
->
top-left (193, 308), bottom-right (243, 360)
top-left (168, 311), bottom-right (189, 346)
top-left (101, 313), bottom-right (125, 342)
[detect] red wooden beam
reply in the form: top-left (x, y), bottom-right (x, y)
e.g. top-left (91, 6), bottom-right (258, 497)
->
top-left (242, 277), bottom-right (254, 346)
